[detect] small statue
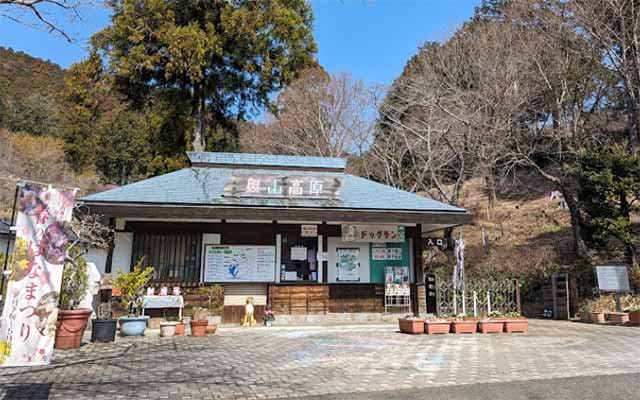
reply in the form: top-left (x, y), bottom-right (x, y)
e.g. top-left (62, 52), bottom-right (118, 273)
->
top-left (242, 296), bottom-right (256, 327)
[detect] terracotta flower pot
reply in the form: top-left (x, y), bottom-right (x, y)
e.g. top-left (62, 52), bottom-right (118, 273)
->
top-left (55, 309), bottom-right (92, 350)
top-left (479, 320), bottom-right (504, 334)
top-left (580, 312), bottom-right (591, 322)
top-left (174, 322), bottom-right (186, 336)
top-left (629, 311), bottom-right (640, 325)
top-left (504, 318), bottom-right (528, 333)
top-left (451, 320), bottom-right (477, 334)
top-left (589, 312), bottom-right (605, 324)
top-left (398, 318), bottom-right (424, 334)
top-left (607, 312), bottom-right (629, 325)
top-left (206, 324), bottom-right (217, 334)
top-left (424, 321), bottom-right (450, 335)
top-left (190, 320), bottom-right (208, 337)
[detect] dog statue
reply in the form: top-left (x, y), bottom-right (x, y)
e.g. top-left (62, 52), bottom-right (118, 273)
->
top-left (242, 296), bottom-right (256, 327)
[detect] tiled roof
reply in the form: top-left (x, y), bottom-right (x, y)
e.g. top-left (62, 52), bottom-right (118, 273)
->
top-left (187, 152), bottom-right (346, 170)
top-left (81, 168), bottom-right (466, 213)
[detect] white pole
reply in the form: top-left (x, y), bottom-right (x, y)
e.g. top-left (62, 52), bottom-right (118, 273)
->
top-left (473, 291), bottom-right (477, 316)
top-left (486, 291), bottom-right (491, 315)
top-left (462, 290), bottom-right (466, 315)
top-left (453, 291), bottom-right (457, 315)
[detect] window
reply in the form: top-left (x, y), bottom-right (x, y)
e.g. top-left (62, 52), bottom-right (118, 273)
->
top-left (131, 232), bottom-right (202, 283)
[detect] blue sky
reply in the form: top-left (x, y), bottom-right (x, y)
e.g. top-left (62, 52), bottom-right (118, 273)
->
top-left (0, 0), bottom-right (478, 86)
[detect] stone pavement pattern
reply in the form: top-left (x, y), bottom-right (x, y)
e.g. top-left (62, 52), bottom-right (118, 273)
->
top-left (1, 320), bottom-right (640, 399)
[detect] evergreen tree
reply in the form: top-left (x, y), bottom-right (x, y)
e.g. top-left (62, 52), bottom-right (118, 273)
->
top-left (94, 0), bottom-right (317, 152)
top-left (578, 145), bottom-right (640, 269)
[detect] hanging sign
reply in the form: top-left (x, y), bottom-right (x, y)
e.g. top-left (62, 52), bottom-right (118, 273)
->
top-left (336, 248), bottom-right (360, 281)
top-left (203, 245), bottom-right (276, 283)
top-left (301, 225), bottom-right (318, 237)
top-left (223, 175), bottom-right (342, 200)
top-left (595, 265), bottom-right (630, 292)
top-left (423, 237), bottom-right (447, 249)
top-left (0, 184), bottom-right (76, 367)
top-left (341, 225), bottom-right (405, 243)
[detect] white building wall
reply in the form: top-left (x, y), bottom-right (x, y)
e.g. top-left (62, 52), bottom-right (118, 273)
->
top-left (327, 237), bottom-right (370, 283)
top-left (111, 232), bottom-right (134, 272)
top-left (85, 248), bottom-right (109, 275)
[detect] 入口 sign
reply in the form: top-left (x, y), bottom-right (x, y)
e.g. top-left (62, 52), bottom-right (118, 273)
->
top-left (423, 237), bottom-right (446, 248)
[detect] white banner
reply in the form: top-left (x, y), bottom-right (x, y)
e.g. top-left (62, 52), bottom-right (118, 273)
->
top-left (0, 184), bottom-right (76, 367)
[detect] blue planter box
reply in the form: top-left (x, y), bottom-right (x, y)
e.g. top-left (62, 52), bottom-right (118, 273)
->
top-left (119, 316), bottom-right (149, 336)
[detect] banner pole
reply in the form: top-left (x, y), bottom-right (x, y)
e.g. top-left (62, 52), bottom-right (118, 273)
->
top-left (0, 182), bottom-right (21, 304)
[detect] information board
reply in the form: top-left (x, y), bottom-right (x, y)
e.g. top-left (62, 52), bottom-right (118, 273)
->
top-left (203, 245), bottom-right (276, 282)
top-left (595, 265), bottom-right (630, 292)
top-left (337, 248), bottom-right (360, 281)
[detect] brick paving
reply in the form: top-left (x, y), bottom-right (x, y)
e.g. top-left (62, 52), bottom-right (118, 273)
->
top-left (1, 320), bottom-right (640, 399)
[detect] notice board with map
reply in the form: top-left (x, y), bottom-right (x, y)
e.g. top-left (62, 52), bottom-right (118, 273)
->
top-left (203, 245), bottom-right (276, 282)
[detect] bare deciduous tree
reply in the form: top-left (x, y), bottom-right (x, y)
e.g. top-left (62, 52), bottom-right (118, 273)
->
top-left (0, 0), bottom-right (86, 42)
top-left (240, 69), bottom-right (374, 165)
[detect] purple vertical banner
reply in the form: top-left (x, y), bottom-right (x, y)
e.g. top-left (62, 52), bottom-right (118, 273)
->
top-left (0, 184), bottom-right (76, 366)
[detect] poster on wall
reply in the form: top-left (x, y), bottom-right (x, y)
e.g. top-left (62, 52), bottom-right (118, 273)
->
top-left (203, 245), bottom-right (276, 282)
top-left (0, 184), bottom-right (77, 367)
top-left (337, 248), bottom-right (360, 281)
top-left (341, 225), bottom-right (405, 243)
top-left (372, 247), bottom-right (403, 261)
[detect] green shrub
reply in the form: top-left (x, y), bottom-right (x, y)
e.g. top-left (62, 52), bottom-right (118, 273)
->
top-left (59, 249), bottom-right (89, 310)
top-left (111, 258), bottom-right (154, 316)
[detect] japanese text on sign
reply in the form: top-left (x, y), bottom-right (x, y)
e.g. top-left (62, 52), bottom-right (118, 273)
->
top-left (223, 175), bottom-right (342, 200)
top-left (341, 225), bottom-right (405, 243)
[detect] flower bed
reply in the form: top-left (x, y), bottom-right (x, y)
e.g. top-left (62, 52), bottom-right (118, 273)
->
top-left (478, 320), bottom-right (503, 334)
top-left (399, 317), bottom-right (424, 334)
top-left (424, 320), bottom-right (451, 335)
top-left (451, 320), bottom-right (477, 334)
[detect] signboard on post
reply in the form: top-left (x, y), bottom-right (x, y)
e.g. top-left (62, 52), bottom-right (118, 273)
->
top-left (223, 175), bottom-right (342, 200)
top-left (341, 225), bottom-right (405, 243)
top-left (595, 265), bottom-right (630, 292)
top-left (203, 245), bottom-right (276, 283)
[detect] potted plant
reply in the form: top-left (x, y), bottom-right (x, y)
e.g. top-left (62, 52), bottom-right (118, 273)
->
top-left (606, 312), bottom-right (629, 325)
top-left (451, 314), bottom-right (477, 334)
top-left (263, 309), bottom-right (276, 327)
top-left (398, 316), bottom-right (425, 334)
top-left (171, 316), bottom-right (186, 336)
top-left (589, 309), bottom-right (606, 324)
top-left (91, 302), bottom-right (117, 343)
top-left (190, 307), bottom-right (209, 336)
top-left (111, 258), bottom-right (154, 336)
top-left (197, 285), bottom-right (223, 334)
top-left (503, 311), bottom-right (528, 333)
top-left (160, 321), bottom-right (178, 337)
top-left (578, 304), bottom-right (592, 322)
top-left (55, 250), bottom-right (92, 350)
top-left (629, 306), bottom-right (640, 325)
top-left (424, 315), bottom-right (450, 335)
top-left (478, 311), bottom-right (504, 334)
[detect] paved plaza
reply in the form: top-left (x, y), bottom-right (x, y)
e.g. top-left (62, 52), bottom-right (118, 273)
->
top-left (1, 320), bottom-right (640, 399)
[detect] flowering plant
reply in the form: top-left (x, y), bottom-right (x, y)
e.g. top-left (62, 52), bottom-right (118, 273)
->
top-left (263, 310), bottom-right (275, 322)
